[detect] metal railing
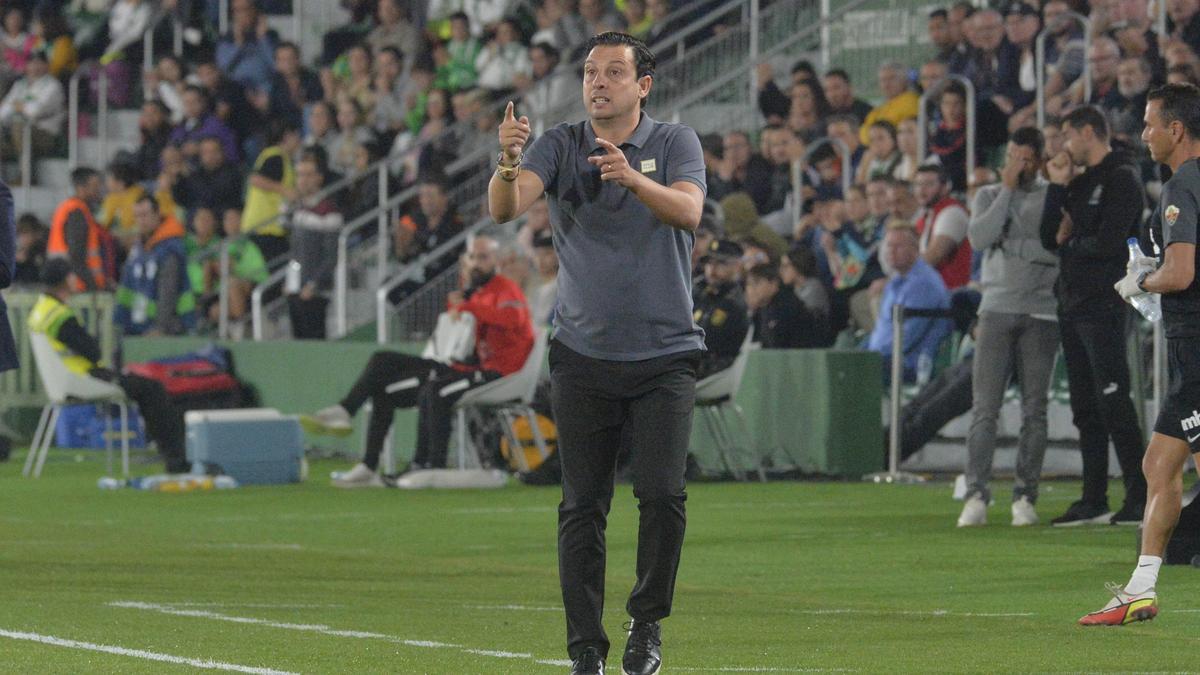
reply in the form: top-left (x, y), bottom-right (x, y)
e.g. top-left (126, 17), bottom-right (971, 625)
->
top-left (917, 75), bottom-right (976, 189)
top-left (1036, 11), bottom-right (1091, 129)
top-left (376, 216), bottom-right (494, 344)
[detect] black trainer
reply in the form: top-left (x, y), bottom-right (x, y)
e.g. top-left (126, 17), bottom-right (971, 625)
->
top-left (1110, 502), bottom-right (1145, 526)
top-left (570, 647), bottom-right (605, 675)
top-left (621, 620), bottom-right (662, 675)
top-left (1050, 499), bottom-right (1113, 527)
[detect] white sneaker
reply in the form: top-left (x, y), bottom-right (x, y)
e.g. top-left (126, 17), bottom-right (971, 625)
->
top-left (330, 463), bottom-right (384, 488)
top-left (957, 495), bottom-right (987, 527)
top-left (1011, 496), bottom-right (1038, 527)
top-left (300, 405), bottom-right (353, 437)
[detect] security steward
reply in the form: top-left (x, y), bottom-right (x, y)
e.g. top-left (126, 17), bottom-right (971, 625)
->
top-left (114, 195), bottom-right (196, 337)
top-left (693, 239), bottom-right (750, 379)
top-left (28, 258), bottom-right (189, 472)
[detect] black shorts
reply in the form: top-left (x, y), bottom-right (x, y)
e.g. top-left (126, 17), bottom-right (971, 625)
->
top-left (1154, 336), bottom-right (1200, 451)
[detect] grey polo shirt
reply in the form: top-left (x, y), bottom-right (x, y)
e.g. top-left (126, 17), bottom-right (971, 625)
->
top-left (522, 112), bottom-right (707, 361)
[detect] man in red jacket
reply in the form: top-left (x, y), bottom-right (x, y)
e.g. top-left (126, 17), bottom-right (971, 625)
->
top-left (302, 235), bottom-right (534, 487)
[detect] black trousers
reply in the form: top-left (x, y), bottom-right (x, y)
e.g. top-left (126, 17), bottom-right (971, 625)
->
top-left (118, 373), bottom-right (186, 471)
top-left (549, 340), bottom-right (700, 660)
top-left (339, 351), bottom-right (497, 470)
top-left (894, 355), bottom-right (975, 462)
top-left (1060, 310), bottom-right (1147, 508)
top-left (287, 295), bottom-right (328, 340)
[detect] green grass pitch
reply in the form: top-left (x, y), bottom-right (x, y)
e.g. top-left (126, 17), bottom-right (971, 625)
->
top-left (2, 449), bottom-right (1199, 673)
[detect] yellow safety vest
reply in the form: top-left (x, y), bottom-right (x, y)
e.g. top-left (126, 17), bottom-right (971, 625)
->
top-left (27, 294), bottom-right (95, 375)
top-left (242, 145), bottom-right (294, 239)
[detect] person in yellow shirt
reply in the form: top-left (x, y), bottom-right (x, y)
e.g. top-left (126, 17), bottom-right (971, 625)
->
top-left (859, 61), bottom-right (920, 145)
top-left (242, 119), bottom-right (301, 262)
top-left (97, 160), bottom-right (177, 255)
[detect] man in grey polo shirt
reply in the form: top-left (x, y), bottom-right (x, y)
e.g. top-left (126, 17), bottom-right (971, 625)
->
top-left (488, 31), bottom-right (707, 675)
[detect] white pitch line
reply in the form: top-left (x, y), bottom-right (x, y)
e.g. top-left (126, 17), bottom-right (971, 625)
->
top-left (190, 543), bottom-right (305, 552)
top-left (0, 628), bottom-right (296, 675)
top-left (673, 668), bottom-right (854, 673)
top-left (464, 604), bottom-right (562, 612)
top-left (787, 609), bottom-right (1034, 618)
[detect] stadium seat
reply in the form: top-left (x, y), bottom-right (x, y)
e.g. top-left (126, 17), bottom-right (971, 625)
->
top-left (24, 332), bottom-right (131, 479)
top-left (695, 328), bottom-right (764, 482)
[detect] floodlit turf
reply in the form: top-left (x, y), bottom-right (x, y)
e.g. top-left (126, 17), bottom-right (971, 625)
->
top-left (2, 449), bottom-right (1199, 674)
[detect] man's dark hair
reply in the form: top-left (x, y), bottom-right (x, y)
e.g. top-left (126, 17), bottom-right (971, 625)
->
top-left (40, 257), bottom-right (72, 288)
top-left (418, 170), bottom-right (451, 193)
top-left (134, 194), bottom-right (159, 212)
top-left (106, 160), bottom-right (140, 187)
top-left (379, 46), bottom-right (403, 63)
top-left (531, 41), bottom-right (560, 63)
top-left (791, 60), bottom-right (816, 78)
top-left (449, 11), bottom-right (469, 23)
top-left (786, 245), bottom-right (818, 278)
top-left (1147, 82), bottom-right (1200, 139)
top-left (266, 118), bottom-right (301, 146)
top-left (1062, 104), bottom-right (1110, 142)
top-left (300, 143), bottom-right (330, 174)
top-left (916, 162), bottom-right (949, 185)
top-left (929, 8), bottom-right (948, 20)
top-left (585, 32), bottom-right (656, 101)
top-left (825, 113), bottom-right (862, 131)
top-left (1010, 126), bottom-right (1045, 158)
top-left (700, 132), bottom-right (723, 159)
top-left (71, 167), bottom-right (99, 189)
top-left (824, 68), bottom-right (851, 84)
top-left (747, 263), bottom-right (782, 286)
top-left (274, 40), bottom-right (300, 56)
top-left (939, 79), bottom-right (967, 101)
top-left (145, 99), bottom-right (171, 119)
top-left (951, 1), bottom-right (975, 18)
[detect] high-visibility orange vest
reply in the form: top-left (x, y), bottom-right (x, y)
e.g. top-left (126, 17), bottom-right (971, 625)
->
top-left (48, 197), bottom-right (109, 291)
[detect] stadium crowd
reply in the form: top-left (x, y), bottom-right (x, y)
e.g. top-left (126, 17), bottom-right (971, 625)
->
top-left (2, 0), bottom-right (1190, 523)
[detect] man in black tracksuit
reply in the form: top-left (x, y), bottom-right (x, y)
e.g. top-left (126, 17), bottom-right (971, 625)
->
top-left (1040, 105), bottom-right (1148, 526)
top-left (692, 239), bottom-right (750, 379)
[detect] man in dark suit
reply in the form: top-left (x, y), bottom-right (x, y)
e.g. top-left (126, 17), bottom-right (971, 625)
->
top-left (0, 178), bottom-right (17, 374)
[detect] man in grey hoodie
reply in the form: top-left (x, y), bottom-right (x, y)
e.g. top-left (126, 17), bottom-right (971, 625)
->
top-left (957, 127), bottom-right (1061, 527)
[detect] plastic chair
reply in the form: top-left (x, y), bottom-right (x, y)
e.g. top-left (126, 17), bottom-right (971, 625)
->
top-left (694, 328), bottom-right (764, 482)
top-left (23, 332), bottom-right (131, 478)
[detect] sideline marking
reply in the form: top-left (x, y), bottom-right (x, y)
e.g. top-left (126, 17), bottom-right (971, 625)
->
top-left (786, 608), bottom-right (1034, 618)
top-left (0, 628), bottom-right (295, 675)
top-left (464, 604), bottom-right (562, 612)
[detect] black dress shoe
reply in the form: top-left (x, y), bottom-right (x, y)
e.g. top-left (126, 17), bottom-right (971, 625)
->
top-left (621, 620), bottom-right (661, 675)
top-left (570, 646), bottom-right (605, 675)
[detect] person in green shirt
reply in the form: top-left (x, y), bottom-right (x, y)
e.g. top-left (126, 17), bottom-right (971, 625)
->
top-left (185, 207), bottom-right (268, 327)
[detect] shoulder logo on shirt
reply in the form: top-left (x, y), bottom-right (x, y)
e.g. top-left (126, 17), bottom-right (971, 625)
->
top-left (640, 159), bottom-right (657, 174)
top-left (1089, 185), bottom-right (1103, 205)
top-left (1166, 204), bottom-right (1180, 226)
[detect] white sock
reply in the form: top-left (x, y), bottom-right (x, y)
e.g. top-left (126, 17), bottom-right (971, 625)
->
top-left (1125, 555), bottom-right (1162, 595)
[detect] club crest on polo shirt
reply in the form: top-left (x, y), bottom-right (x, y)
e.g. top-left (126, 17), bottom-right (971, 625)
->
top-left (1166, 204), bottom-right (1180, 226)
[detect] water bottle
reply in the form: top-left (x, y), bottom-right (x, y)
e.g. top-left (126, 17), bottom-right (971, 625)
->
top-left (916, 352), bottom-right (933, 387)
top-left (1126, 238), bottom-right (1162, 322)
top-left (97, 476), bottom-right (124, 490)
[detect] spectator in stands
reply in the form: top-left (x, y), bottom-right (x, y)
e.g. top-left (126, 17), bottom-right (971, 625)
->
top-left (886, 177), bottom-right (920, 226)
top-left (1042, 115), bottom-right (1065, 161)
top-left (516, 194), bottom-right (552, 259)
top-left (394, 88), bottom-right (455, 184)
top-left (243, 120), bottom-right (302, 263)
top-left (217, 0), bottom-right (277, 92)
top-left (780, 244), bottom-right (831, 334)
top-left (757, 60), bottom-right (808, 125)
top-left (0, 49), bottom-right (63, 169)
top-left (895, 118), bottom-right (920, 182)
top-left (48, 167), bottom-right (111, 292)
top-left (927, 80), bottom-right (969, 192)
top-left (304, 99), bottom-right (340, 162)
top-left (134, 101), bottom-right (171, 181)
top-left (92, 0), bottom-right (152, 107)
top-left (787, 79), bottom-right (830, 143)
top-left (913, 164), bottom-right (971, 290)
top-left (928, 8), bottom-right (959, 66)
top-left (268, 41), bottom-right (323, 130)
top-left (185, 206), bottom-right (221, 318)
top-left (821, 69), bottom-right (872, 124)
top-left (538, 0), bottom-right (590, 53)
top-left (818, 194), bottom-right (880, 334)
top-left (529, 228), bottom-right (558, 329)
top-left (368, 0), bottom-right (423, 58)
top-left (1168, 0), bottom-right (1200, 53)
top-left (580, 0), bottom-right (623, 37)
top-left (1099, 0), bottom-right (1163, 83)
top-left (516, 42), bottom-right (573, 120)
top-left (372, 46), bottom-right (408, 137)
top-left (918, 59), bottom-right (948, 96)
top-left (960, 8), bottom-right (1020, 149)
top-left (1031, 0), bottom-right (1087, 119)
top-left (395, 172), bottom-right (465, 277)
top-left (865, 222), bottom-right (951, 383)
top-left (475, 18), bottom-right (532, 94)
top-left (67, 0), bottom-right (110, 61)
top-left (746, 263), bottom-right (817, 349)
top-left (759, 124), bottom-right (803, 221)
top-left (330, 96), bottom-right (375, 175)
top-left (170, 85), bottom-right (240, 165)
top-left (436, 15), bottom-right (480, 92)
top-left (1167, 61), bottom-right (1200, 85)
top-left (1000, 2), bottom-right (1040, 114)
top-left (171, 136), bottom-right (246, 217)
top-left (144, 54), bottom-right (187, 125)
top-left (1109, 57), bottom-right (1152, 147)
top-left (192, 58), bottom-right (260, 154)
top-left (114, 195), bottom-right (194, 337)
top-left (286, 156), bottom-right (342, 340)
top-left (214, 208), bottom-right (267, 323)
top-left (13, 212), bottom-right (46, 286)
top-left (859, 61), bottom-right (919, 145)
top-left (30, 7), bottom-right (76, 79)
top-left (1057, 36), bottom-right (1121, 113)
top-left (336, 43), bottom-right (376, 115)
top-left (824, 114), bottom-right (865, 179)
top-left (693, 239), bottom-right (751, 379)
top-left (856, 120), bottom-right (903, 185)
top-left (30, 258), bottom-right (189, 472)
top-left (958, 127), bottom-right (1060, 528)
top-left (99, 160), bottom-right (153, 252)
top-left (712, 130), bottom-right (775, 214)
top-left (0, 7), bottom-right (35, 94)
top-left (303, 235), bottom-right (533, 486)
top-left (622, 0), bottom-right (653, 40)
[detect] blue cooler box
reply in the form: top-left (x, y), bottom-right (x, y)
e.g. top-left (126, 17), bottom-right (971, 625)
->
top-left (185, 409), bottom-right (304, 485)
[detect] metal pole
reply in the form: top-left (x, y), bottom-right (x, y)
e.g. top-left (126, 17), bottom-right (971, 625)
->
top-left (1035, 31), bottom-right (1046, 130)
top-left (218, 242), bottom-right (231, 339)
top-left (748, 0), bottom-right (760, 110)
top-left (917, 87), bottom-right (929, 166)
top-left (293, 3), bottom-right (303, 45)
top-left (68, 73), bottom-right (80, 169)
top-left (219, 0), bottom-right (228, 36)
top-left (820, 0), bottom-right (831, 71)
top-left (335, 236), bottom-right (347, 338)
top-left (790, 158), bottom-right (803, 229)
top-left (962, 77), bottom-right (976, 192)
top-left (98, 69), bottom-right (109, 168)
top-left (20, 121), bottom-right (30, 213)
top-left (1080, 13), bottom-right (1092, 103)
top-left (173, 14), bottom-right (183, 57)
top-left (377, 286), bottom-right (389, 344)
top-left (144, 18), bottom-right (155, 71)
top-left (888, 304), bottom-right (903, 473)
top-left (377, 163), bottom-right (388, 282)
top-left (1158, 0), bottom-right (1168, 39)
